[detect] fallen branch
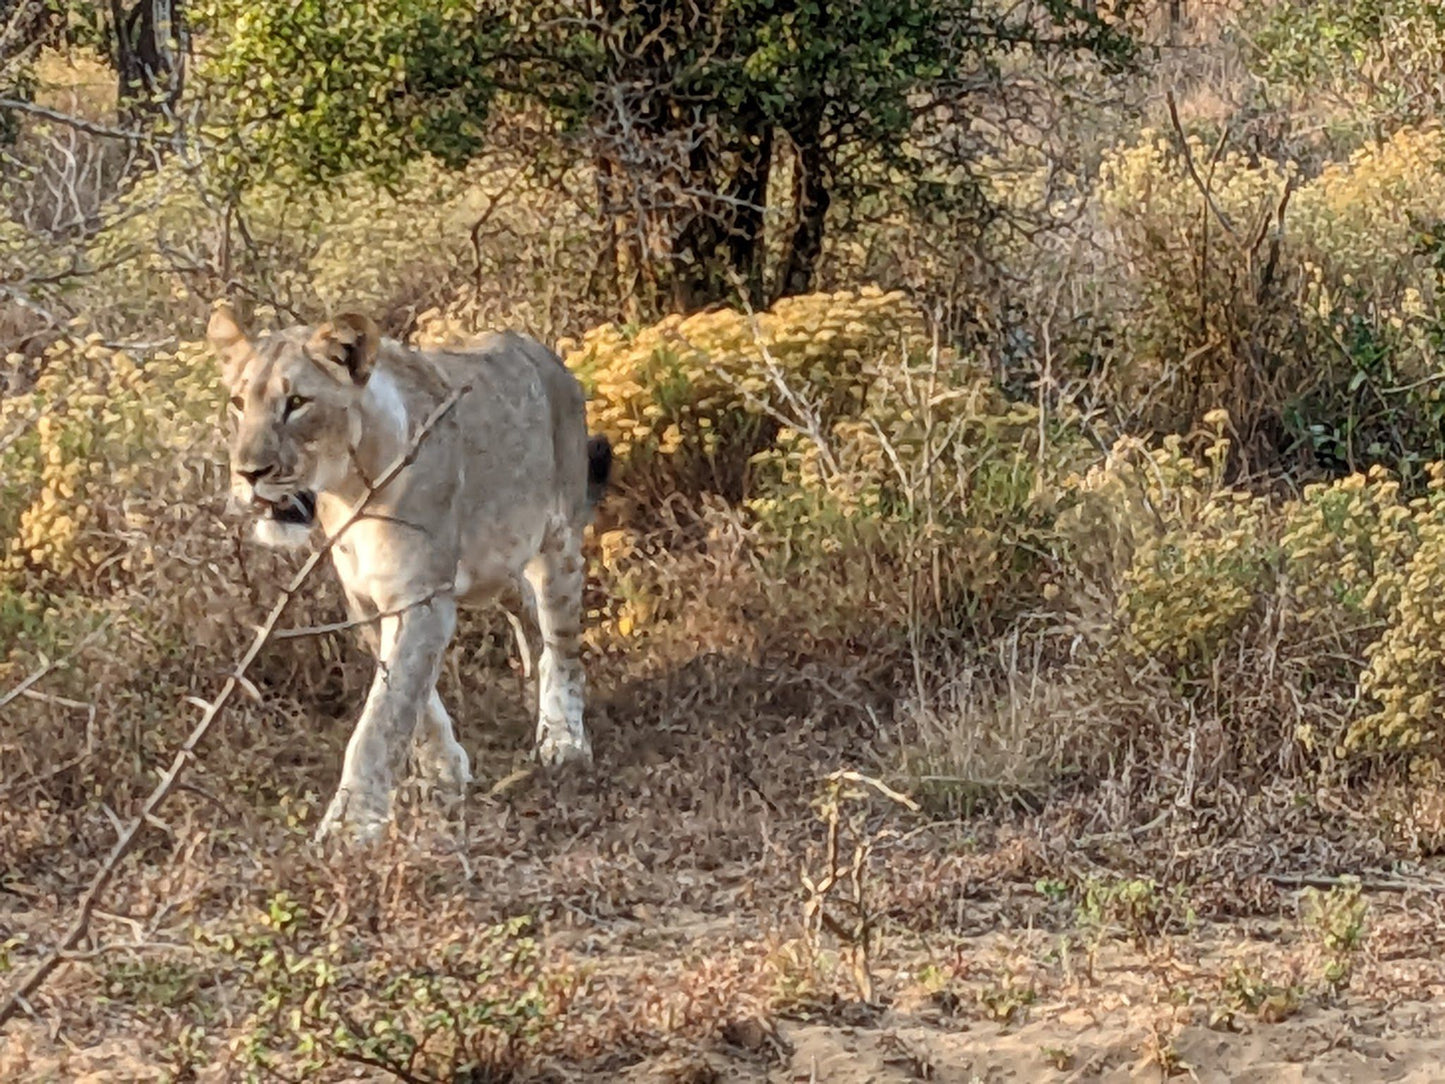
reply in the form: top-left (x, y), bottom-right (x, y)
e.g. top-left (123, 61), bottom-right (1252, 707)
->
top-left (0, 379), bottom-right (473, 1029)
top-left (1264, 871), bottom-right (1445, 894)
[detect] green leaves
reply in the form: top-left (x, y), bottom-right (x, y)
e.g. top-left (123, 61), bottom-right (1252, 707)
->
top-left (197, 0), bottom-right (505, 187)
top-left (193, 0), bottom-right (1138, 308)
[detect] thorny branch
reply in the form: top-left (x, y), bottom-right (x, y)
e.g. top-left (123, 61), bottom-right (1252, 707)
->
top-left (0, 377), bottom-right (475, 1028)
top-left (270, 585), bottom-right (455, 641)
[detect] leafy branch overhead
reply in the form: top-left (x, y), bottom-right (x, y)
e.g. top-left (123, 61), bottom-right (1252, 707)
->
top-left (196, 0), bottom-right (1138, 309)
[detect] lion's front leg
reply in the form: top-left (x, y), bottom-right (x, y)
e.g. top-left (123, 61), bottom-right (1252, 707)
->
top-left (316, 595), bottom-right (457, 843)
top-left (524, 526), bottom-right (593, 767)
top-left (411, 689), bottom-right (471, 798)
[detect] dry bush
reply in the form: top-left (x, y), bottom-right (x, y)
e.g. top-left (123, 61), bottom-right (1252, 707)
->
top-left (902, 425), bottom-right (1445, 814)
top-left (904, 419), bottom-right (1295, 808)
top-left (1091, 123), bottom-right (1445, 480)
top-left (0, 117), bottom-right (612, 359)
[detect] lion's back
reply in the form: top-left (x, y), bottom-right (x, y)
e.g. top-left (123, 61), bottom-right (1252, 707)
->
top-left (391, 331), bottom-right (592, 527)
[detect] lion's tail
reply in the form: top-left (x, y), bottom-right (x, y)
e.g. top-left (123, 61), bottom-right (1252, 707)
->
top-left (585, 434), bottom-right (613, 510)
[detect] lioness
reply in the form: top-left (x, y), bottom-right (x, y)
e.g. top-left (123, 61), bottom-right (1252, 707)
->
top-left (208, 303), bottom-right (610, 842)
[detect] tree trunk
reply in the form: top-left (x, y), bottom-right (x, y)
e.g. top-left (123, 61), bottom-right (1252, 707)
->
top-left (778, 131), bottom-right (830, 300)
top-left (109, 0), bottom-right (185, 124)
top-left (672, 124), bottom-right (774, 313)
top-left (728, 126), bottom-right (772, 311)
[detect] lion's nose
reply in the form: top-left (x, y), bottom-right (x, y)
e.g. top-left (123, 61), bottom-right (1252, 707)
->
top-left (237, 464), bottom-right (275, 485)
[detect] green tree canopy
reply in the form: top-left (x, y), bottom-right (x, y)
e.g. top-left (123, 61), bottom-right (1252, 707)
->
top-left (199, 0), bottom-right (1137, 313)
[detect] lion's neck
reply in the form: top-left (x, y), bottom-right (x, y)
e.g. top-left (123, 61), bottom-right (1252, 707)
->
top-left (316, 366), bottom-right (412, 534)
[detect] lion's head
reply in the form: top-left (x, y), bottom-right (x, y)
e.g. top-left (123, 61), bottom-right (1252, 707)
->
top-left (208, 302), bottom-right (382, 549)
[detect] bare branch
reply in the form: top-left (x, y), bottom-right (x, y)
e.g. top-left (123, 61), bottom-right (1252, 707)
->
top-left (271, 586), bottom-right (454, 641)
top-left (0, 97), bottom-right (153, 144)
top-left (0, 377), bottom-right (475, 1027)
top-left (0, 624), bottom-right (111, 716)
top-left (1164, 88), bottom-right (1237, 241)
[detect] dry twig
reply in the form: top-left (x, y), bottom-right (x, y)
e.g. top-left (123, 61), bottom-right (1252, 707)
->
top-left (801, 769), bottom-right (920, 1003)
top-left (0, 379), bottom-right (474, 1028)
top-left (0, 622), bottom-right (111, 716)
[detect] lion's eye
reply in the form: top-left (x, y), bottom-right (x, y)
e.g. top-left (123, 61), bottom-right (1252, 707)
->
top-left (284, 394), bottom-right (310, 418)
top-left (229, 394), bottom-right (245, 413)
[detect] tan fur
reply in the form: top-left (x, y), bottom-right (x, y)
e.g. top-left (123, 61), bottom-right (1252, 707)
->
top-left (209, 302), bottom-right (603, 842)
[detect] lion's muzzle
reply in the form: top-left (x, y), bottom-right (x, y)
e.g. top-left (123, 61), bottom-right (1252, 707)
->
top-left (234, 476), bottom-right (318, 528)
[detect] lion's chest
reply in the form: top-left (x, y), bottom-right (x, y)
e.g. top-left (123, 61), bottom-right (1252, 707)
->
top-left (329, 524), bottom-right (456, 613)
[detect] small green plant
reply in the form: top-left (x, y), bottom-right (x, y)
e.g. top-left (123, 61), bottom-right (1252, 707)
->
top-left (1040, 1045), bottom-right (1074, 1071)
top-left (1302, 880), bottom-right (1369, 991)
top-left (1034, 877), bottom-right (1069, 902)
top-left (0, 935), bottom-right (21, 975)
top-left (100, 957), bottom-right (204, 1010)
top-left (977, 977), bottom-right (1036, 1025)
top-left (1076, 877), bottom-right (1195, 952)
top-left (160, 1022), bottom-right (212, 1083)
top-left (1210, 964), bottom-right (1302, 1030)
top-left (1073, 876), bottom-right (1196, 982)
top-left (207, 892), bottom-right (566, 1082)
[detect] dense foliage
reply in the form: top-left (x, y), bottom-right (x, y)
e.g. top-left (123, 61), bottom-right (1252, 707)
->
top-left (13, 2), bottom-right (1445, 1073)
top-left (197, 0), bottom-right (1136, 310)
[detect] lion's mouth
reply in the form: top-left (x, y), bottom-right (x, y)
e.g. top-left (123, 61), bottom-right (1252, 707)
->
top-left (258, 490), bottom-right (317, 527)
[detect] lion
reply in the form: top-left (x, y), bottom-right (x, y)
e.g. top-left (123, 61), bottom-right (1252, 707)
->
top-left (207, 302), bottom-right (611, 842)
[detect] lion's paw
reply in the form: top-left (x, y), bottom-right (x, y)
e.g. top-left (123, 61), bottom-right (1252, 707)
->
top-left (536, 729), bottom-right (593, 769)
top-left (313, 786), bottom-right (390, 846)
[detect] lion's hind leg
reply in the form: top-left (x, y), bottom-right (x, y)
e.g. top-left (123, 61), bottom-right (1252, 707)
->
top-left (523, 524), bottom-right (593, 767)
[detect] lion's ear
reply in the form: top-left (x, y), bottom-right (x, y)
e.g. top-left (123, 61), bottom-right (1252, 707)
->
top-left (309, 312), bottom-right (379, 386)
top-left (207, 300), bottom-right (254, 383)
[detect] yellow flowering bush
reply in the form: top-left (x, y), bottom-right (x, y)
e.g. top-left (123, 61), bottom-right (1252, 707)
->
top-left (0, 336), bottom-right (227, 626)
top-left (1352, 513), bottom-right (1445, 752)
top-left (561, 288), bottom-right (923, 501)
top-left (1291, 126), bottom-right (1445, 298)
top-left (1095, 133), bottom-right (1294, 397)
top-left (1095, 124), bottom-right (1445, 481)
top-left (1277, 462), bottom-right (1445, 755)
top-left (1281, 466), bottom-right (1426, 626)
top-left (1321, 467), bottom-right (1445, 754)
top-left (1059, 416), bottom-right (1272, 666)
